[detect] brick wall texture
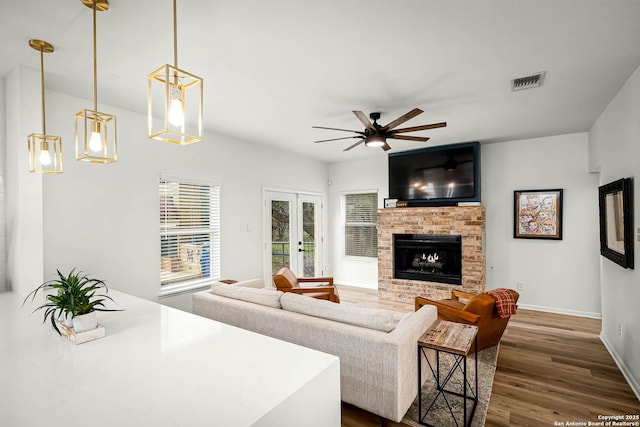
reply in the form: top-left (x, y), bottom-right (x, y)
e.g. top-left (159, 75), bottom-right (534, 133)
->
top-left (377, 206), bottom-right (486, 304)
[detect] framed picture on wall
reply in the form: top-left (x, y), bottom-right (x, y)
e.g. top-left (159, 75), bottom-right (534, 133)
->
top-left (513, 189), bottom-right (563, 240)
top-left (598, 178), bottom-right (634, 269)
top-left (384, 198), bottom-right (398, 208)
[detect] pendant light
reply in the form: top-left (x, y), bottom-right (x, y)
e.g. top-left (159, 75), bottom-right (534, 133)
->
top-left (27, 40), bottom-right (63, 174)
top-left (147, 0), bottom-right (203, 145)
top-left (75, 0), bottom-right (117, 163)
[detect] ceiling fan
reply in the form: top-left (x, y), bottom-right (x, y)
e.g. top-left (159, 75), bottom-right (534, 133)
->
top-left (312, 108), bottom-right (446, 152)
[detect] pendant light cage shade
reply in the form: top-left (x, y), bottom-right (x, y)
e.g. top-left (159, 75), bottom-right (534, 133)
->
top-left (74, 109), bottom-right (117, 163)
top-left (28, 134), bottom-right (63, 174)
top-left (148, 64), bottom-right (203, 145)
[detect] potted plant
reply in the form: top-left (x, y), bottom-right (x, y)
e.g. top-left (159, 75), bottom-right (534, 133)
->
top-left (23, 268), bottom-right (120, 335)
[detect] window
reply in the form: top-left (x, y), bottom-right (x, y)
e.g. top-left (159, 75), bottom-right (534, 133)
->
top-left (159, 177), bottom-right (220, 294)
top-left (344, 192), bottom-right (378, 258)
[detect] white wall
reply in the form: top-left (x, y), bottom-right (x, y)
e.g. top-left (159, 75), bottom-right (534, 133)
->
top-left (589, 63), bottom-right (640, 398)
top-left (39, 90), bottom-right (329, 312)
top-left (0, 77), bottom-right (6, 292)
top-left (328, 156), bottom-right (387, 289)
top-left (482, 134), bottom-right (601, 317)
top-left (4, 66), bottom-right (44, 295)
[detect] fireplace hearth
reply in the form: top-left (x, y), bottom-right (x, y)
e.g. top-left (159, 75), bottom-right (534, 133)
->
top-left (393, 234), bottom-right (462, 285)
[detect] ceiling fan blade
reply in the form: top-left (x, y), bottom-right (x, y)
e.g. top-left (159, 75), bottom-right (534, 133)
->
top-left (312, 126), bottom-right (364, 134)
top-left (381, 143), bottom-right (392, 151)
top-left (389, 122), bottom-right (447, 134)
top-left (390, 135), bottom-right (430, 142)
top-left (343, 139), bottom-right (365, 151)
top-left (314, 136), bottom-right (362, 143)
top-left (352, 111), bottom-right (375, 131)
top-left (382, 108), bottom-right (424, 130)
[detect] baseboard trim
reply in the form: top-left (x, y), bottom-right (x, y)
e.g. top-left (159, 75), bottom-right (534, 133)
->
top-left (517, 303), bottom-right (602, 319)
top-left (600, 333), bottom-right (640, 401)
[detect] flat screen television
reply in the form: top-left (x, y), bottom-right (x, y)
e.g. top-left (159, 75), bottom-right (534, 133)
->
top-left (388, 142), bottom-right (480, 206)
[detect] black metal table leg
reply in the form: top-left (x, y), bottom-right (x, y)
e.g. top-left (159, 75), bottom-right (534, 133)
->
top-left (417, 321), bottom-right (479, 427)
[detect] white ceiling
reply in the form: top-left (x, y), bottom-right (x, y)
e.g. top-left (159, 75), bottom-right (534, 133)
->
top-left (2, 0), bottom-right (640, 163)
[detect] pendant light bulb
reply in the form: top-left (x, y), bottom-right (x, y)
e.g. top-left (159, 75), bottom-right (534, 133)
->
top-left (168, 89), bottom-right (184, 127)
top-left (39, 148), bottom-right (52, 166)
top-left (89, 121), bottom-right (103, 152)
top-left (89, 131), bottom-right (103, 152)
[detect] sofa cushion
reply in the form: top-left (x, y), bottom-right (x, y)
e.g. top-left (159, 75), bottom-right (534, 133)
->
top-left (280, 292), bottom-right (404, 332)
top-left (393, 312), bottom-right (412, 329)
top-left (210, 283), bottom-right (283, 308)
top-left (211, 278), bottom-right (265, 289)
top-left (230, 278), bottom-right (265, 289)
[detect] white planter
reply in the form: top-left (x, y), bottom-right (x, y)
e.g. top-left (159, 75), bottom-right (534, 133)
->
top-left (60, 312), bottom-right (74, 328)
top-left (73, 311), bottom-right (98, 333)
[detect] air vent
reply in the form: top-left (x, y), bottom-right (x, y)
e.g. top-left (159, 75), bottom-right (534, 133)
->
top-left (511, 71), bottom-right (546, 91)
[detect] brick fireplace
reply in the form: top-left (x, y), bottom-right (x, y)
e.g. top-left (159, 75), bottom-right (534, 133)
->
top-left (377, 206), bottom-right (485, 304)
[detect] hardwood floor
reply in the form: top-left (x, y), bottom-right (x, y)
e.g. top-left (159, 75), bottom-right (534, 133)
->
top-left (337, 285), bottom-right (640, 427)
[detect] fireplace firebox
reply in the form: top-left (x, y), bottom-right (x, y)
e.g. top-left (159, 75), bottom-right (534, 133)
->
top-left (393, 234), bottom-right (462, 285)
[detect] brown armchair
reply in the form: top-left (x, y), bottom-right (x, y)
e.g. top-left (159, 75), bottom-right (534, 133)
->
top-left (415, 289), bottom-right (519, 351)
top-left (272, 267), bottom-right (340, 303)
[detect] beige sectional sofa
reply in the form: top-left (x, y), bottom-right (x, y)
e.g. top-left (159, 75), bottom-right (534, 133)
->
top-left (192, 279), bottom-right (437, 422)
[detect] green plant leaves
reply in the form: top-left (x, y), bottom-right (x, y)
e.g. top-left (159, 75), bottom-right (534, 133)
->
top-left (22, 268), bottom-right (121, 335)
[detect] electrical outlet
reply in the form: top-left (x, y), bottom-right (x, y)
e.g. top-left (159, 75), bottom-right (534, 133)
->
top-left (618, 323), bottom-right (623, 337)
top-left (516, 281), bottom-right (525, 290)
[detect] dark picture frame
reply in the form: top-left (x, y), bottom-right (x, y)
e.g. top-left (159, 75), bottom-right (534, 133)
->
top-left (598, 178), bottom-right (634, 269)
top-left (514, 189), bottom-right (563, 240)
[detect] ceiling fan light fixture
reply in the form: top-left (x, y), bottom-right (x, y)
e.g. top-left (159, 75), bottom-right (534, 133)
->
top-left (313, 108), bottom-right (446, 152)
top-left (365, 134), bottom-right (386, 148)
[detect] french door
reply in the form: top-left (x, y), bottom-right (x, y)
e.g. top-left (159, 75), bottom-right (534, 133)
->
top-left (264, 190), bottom-right (323, 284)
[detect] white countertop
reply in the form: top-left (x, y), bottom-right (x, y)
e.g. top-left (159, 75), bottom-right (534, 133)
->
top-left (0, 290), bottom-right (340, 427)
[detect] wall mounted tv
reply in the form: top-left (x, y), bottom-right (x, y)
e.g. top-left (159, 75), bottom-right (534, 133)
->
top-left (388, 142), bottom-right (480, 206)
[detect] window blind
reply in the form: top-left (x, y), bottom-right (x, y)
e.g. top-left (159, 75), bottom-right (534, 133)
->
top-left (344, 193), bottom-right (378, 258)
top-left (160, 178), bottom-right (220, 286)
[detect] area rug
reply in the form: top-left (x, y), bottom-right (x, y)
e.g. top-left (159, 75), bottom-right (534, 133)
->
top-left (401, 345), bottom-right (498, 427)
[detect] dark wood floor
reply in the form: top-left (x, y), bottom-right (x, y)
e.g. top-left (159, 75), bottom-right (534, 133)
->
top-left (337, 285), bottom-right (640, 427)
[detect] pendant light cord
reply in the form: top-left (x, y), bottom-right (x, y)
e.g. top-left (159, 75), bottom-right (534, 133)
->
top-left (40, 46), bottom-right (47, 135)
top-left (93, 0), bottom-right (98, 114)
top-left (173, 0), bottom-right (178, 69)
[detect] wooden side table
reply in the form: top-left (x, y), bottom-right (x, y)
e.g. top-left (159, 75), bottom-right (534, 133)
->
top-left (417, 319), bottom-right (478, 427)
